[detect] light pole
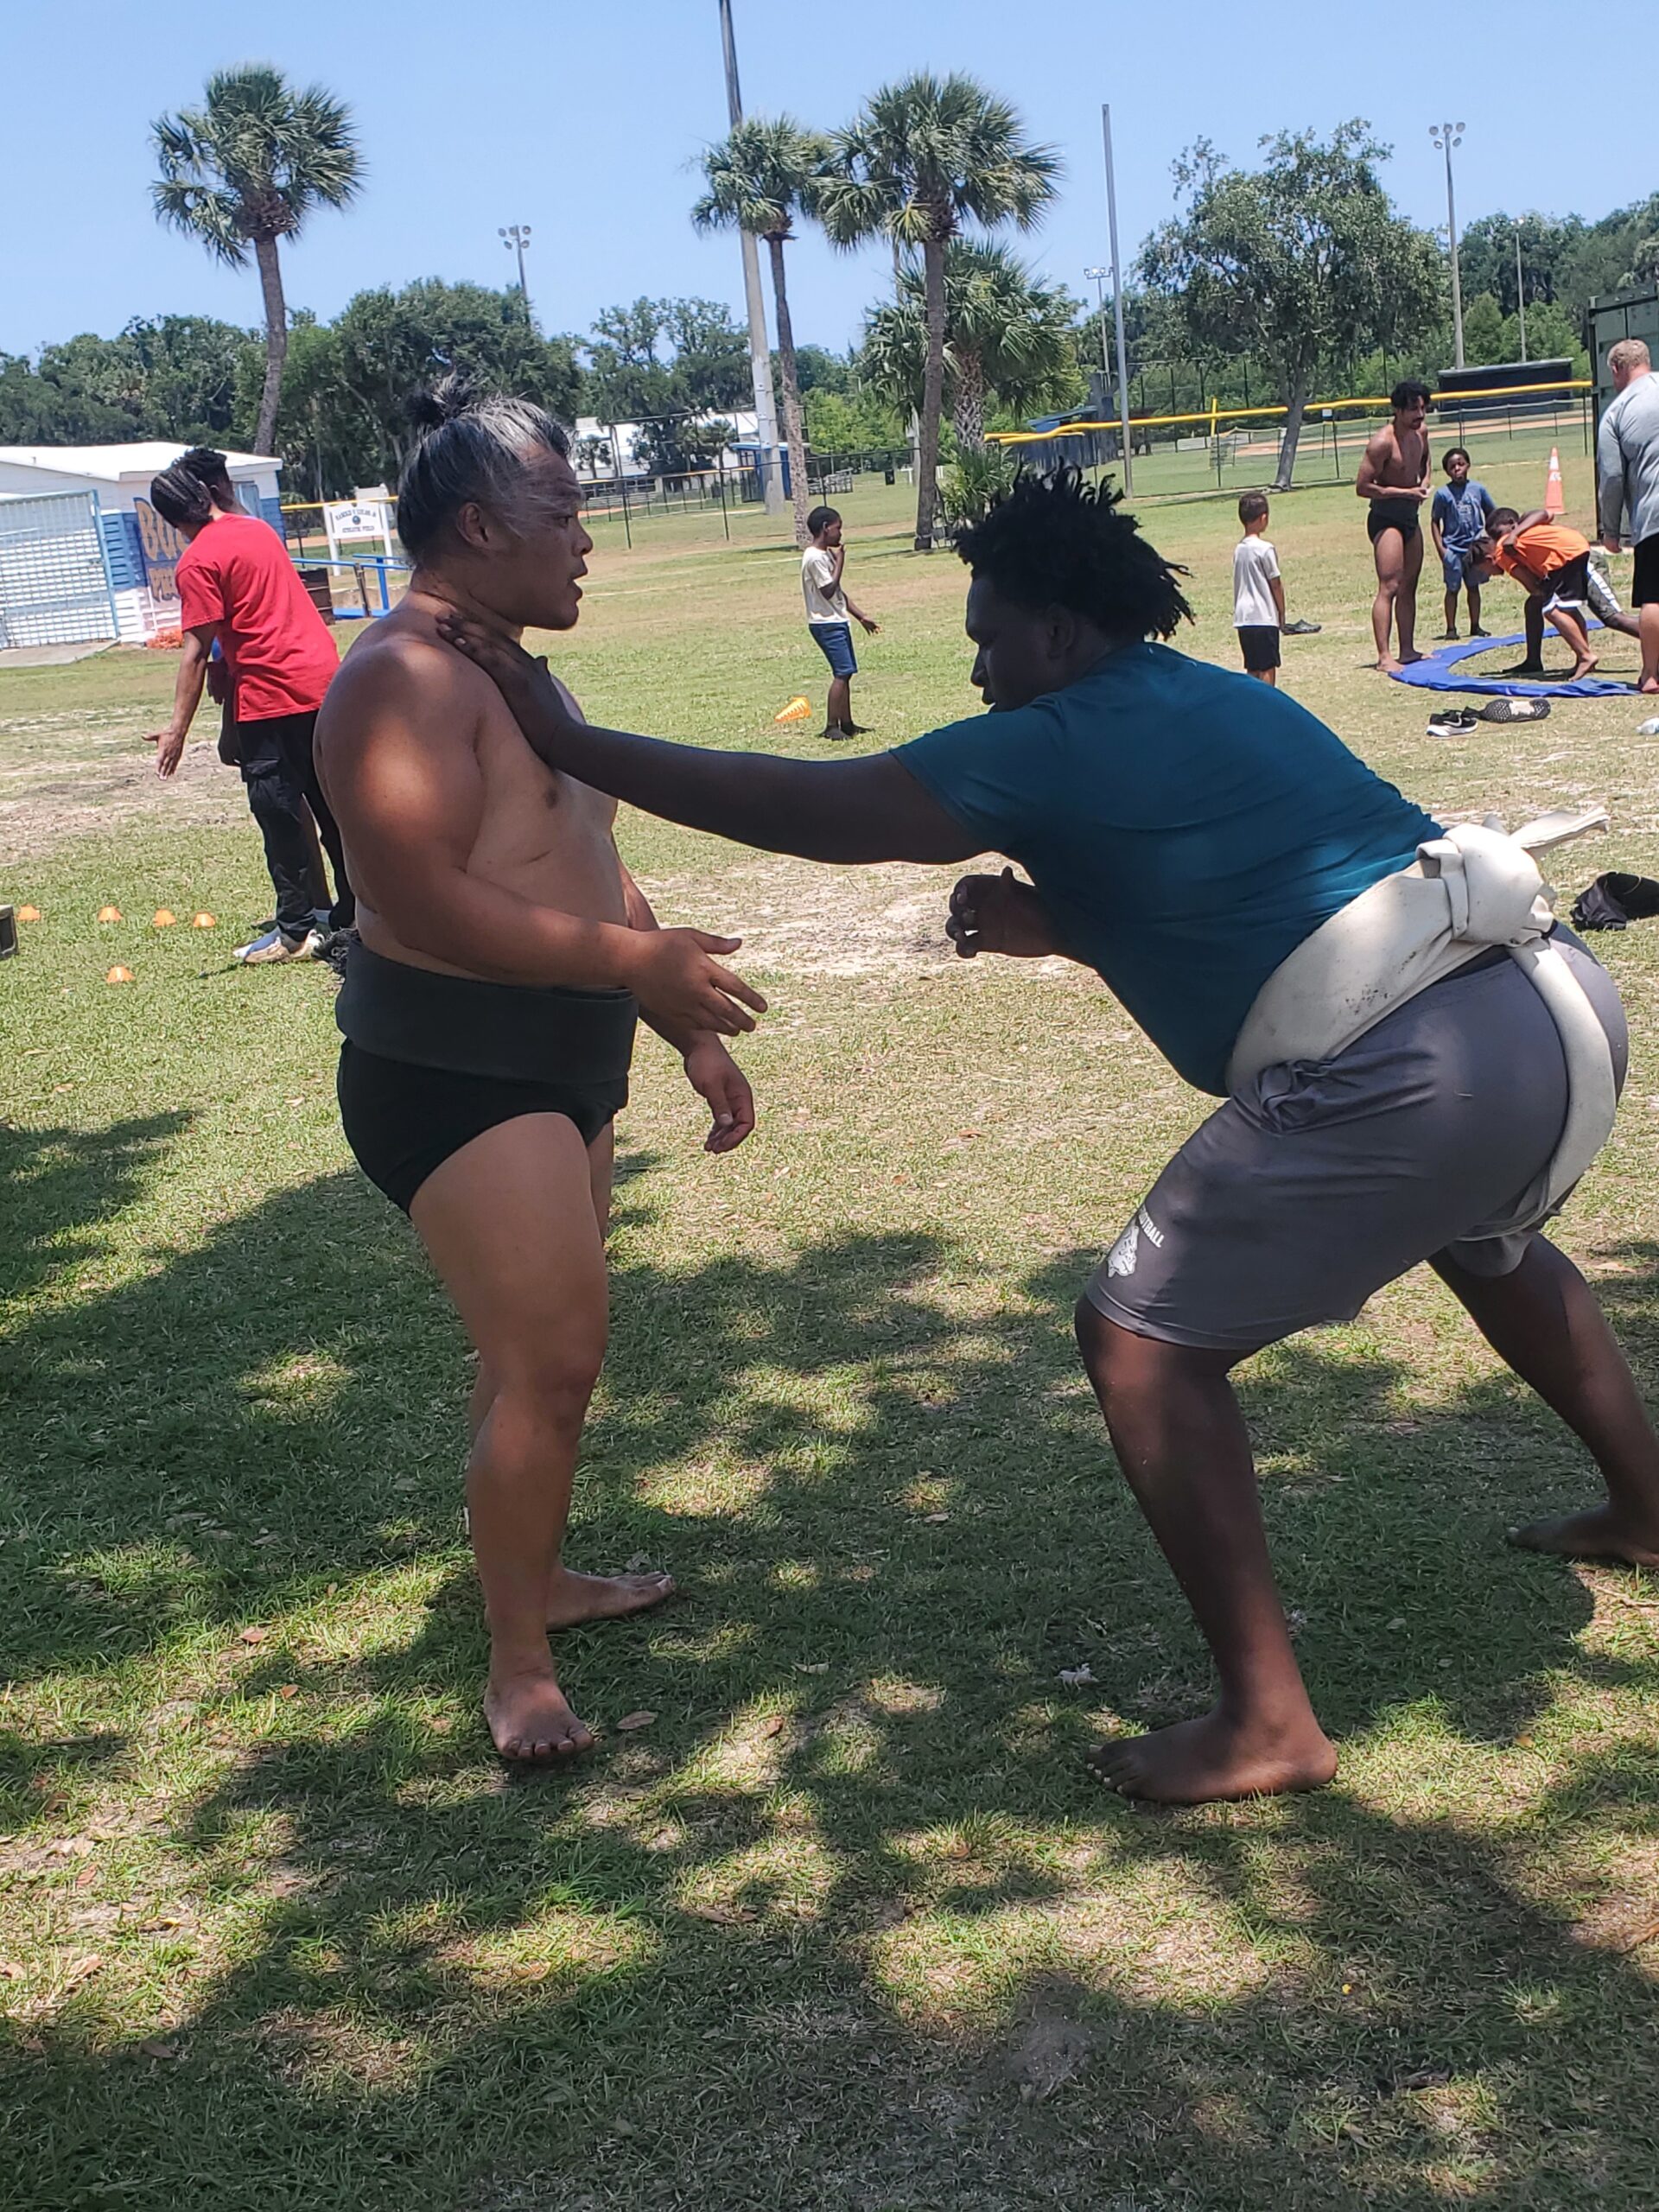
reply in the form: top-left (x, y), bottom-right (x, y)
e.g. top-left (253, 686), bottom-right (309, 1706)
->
top-left (1099, 105), bottom-right (1134, 493)
top-left (715, 0), bottom-right (785, 516)
top-left (1429, 123), bottom-right (1466, 369)
top-left (1515, 222), bottom-right (1529, 363)
top-left (499, 224), bottom-right (532, 302)
top-left (1084, 265), bottom-right (1111, 379)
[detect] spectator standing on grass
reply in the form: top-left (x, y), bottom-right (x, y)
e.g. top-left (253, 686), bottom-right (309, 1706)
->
top-left (1232, 493), bottom-right (1286, 685)
top-left (148, 460), bottom-right (353, 963)
top-left (801, 505), bottom-right (879, 741)
top-left (1598, 339), bottom-right (1659, 695)
top-left (1430, 447), bottom-right (1496, 641)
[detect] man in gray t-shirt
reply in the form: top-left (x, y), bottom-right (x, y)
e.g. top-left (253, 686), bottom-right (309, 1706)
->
top-left (1597, 338), bottom-right (1659, 694)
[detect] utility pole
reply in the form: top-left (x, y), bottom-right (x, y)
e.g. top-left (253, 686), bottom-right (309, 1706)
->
top-left (1429, 123), bottom-right (1466, 369)
top-left (499, 225), bottom-right (531, 302)
top-left (1100, 105), bottom-right (1134, 493)
top-left (717, 0), bottom-right (785, 515)
top-left (1515, 223), bottom-right (1529, 363)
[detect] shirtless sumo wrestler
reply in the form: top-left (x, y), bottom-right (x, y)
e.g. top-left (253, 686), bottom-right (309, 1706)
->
top-left (316, 380), bottom-right (764, 1762)
top-left (1357, 378), bottom-right (1433, 671)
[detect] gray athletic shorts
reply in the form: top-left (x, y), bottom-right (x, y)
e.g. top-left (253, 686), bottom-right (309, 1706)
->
top-left (1086, 932), bottom-right (1626, 1354)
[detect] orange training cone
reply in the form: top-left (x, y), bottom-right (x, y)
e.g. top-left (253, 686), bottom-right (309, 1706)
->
top-left (105, 965), bottom-right (134, 985)
top-left (97, 905), bottom-right (122, 923)
top-left (191, 912), bottom-right (218, 929)
top-left (16, 905), bottom-right (41, 923)
top-left (152, 909), bottom-right (177, 928)
top-left (774, 695), bottom-right (812, 724)
top-left (1545, 447), bottom-right (1565, 516)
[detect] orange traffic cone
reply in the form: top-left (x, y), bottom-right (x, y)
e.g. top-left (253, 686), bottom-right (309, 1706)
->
top-left (97, 904), bottom-right (122, 923)
top-left (1544, 447), bottom-right (1565, 516)
top-left (105, 965), bottom-right (134, 985)
top-left (774, 695), bottom-right (812, 724)
top-left (191, 912), bottom-right (218, 929)
top-left (153, 909), bottom-right (177, 928)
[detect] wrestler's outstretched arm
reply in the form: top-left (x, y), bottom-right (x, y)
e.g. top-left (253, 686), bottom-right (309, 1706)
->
top-left (434, 613), bottom-right (978, 868)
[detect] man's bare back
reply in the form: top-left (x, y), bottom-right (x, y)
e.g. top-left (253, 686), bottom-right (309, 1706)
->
top-left (319, 594), bottom-right (627, 979)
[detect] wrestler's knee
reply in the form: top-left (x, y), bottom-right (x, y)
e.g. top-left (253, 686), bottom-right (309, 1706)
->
top-left (491, 1332), bottom-right (607, 1436)
top-left (1075, 1296), bottom-right (1150, 1404)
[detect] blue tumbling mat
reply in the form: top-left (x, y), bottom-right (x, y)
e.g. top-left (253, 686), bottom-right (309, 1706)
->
top-left (1386, 626), bottom-right (1637, 699)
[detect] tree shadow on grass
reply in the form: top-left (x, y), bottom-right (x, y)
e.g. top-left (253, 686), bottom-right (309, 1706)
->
top-left (2, 1161), bottom-right (1656, 2208)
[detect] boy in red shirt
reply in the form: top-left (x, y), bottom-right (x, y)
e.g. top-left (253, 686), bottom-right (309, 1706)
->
top-left (148, 461), bottom-right (351, 962)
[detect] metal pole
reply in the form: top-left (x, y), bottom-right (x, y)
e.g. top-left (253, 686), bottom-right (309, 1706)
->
top-left (717, 0), bottom-right (785, 516)
top-left (1101, 105), bottom-right (1134, 493)
top-left (1084, 265), bottom-right (1110, 379)
top-left (1431, 124), bottom-right (1466, 370)
top-left (1515, 226), bottom-right (1528, 362)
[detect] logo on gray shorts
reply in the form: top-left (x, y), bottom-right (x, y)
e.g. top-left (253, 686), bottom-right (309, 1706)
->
top-left (1106, 1206), bottom-right (1163, 1279)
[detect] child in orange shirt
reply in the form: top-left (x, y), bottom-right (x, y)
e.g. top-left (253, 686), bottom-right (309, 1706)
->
top-left (1474, 508), bottom-right (1599, 678)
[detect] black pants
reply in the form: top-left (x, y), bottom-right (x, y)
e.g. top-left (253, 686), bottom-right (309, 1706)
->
top-left (236, 711), bottom-right (354, 939)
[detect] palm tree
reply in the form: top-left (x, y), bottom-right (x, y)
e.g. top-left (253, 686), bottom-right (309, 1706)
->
top-left (152, 65), bottom-right (362, 455)
top-left (693, 117), bottom-right (830, 549)
top-left (817, 74), bottom-right (1059, 550)
top-left (860, 242), bottom-right (1080, 452)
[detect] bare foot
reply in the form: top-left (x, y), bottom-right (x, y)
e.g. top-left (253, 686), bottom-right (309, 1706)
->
top-left (1398, 648), bottom-right (1427, 666)
top-left (1569, 656), bottom-right (1600, 681)
top-left (1504, 660), bottom-right (1547, 677)
top-left (1088, 1707), bottom-right (1338, 1805)
top-left (485, 1667), bottom-right (595, 1764)
top-left (546, 1566), bottom-right (676, 1630)
top-left (1508, 1504), bottom-right (1659, 1570)
top-left (1640, 677), bottom-right (1659, 696)
top-left (1376, 655), bottom-right (1403, 674)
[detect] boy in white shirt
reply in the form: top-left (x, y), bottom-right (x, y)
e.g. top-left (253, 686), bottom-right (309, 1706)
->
top-left (801, 505), bottom-right (880, 740)
top-left (1232, 492), bottom-right (1287, 685)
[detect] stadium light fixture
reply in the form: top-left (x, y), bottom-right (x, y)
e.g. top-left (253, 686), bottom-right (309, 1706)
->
top-left (499, 225), bottom-right (532, 302)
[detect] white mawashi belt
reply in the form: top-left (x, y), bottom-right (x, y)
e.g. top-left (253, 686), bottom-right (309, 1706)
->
top-left (1225, 810), bottom-right (1615, 1222)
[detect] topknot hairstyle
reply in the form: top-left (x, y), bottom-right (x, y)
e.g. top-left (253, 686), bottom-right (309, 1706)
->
top-left (149, 462), bottom-right (214, 531)
top-left (397, 372), bottom-right (572, 559)
top-left (953, 469), bottom-right (1192, 640)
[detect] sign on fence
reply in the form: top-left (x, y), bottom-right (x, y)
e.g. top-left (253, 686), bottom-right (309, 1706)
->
top-left (133, 498), bottom-right (185, 601)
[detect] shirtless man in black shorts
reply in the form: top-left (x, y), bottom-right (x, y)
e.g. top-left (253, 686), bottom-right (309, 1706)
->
top-left (1357, 379), bottom-right (1433, 672)
top-left (315, 378), bottom-right (763, 1763)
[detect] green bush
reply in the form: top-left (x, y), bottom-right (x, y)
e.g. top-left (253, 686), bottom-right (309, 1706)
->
top-left (941, 442), bottom-right (1019, 530)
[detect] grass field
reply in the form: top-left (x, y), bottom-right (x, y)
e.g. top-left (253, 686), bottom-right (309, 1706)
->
top-left (3, 443), bottom-right (1657, 2211)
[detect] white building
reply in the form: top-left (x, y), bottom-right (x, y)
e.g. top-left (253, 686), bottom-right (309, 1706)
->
top-left (0, 442), bottom-right (284, 647)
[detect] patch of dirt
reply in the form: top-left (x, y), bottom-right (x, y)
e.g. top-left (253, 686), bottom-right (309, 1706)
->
top-left (1, 723), bottom-right (245, 864)
top-left (637, 853), bottom-right (1086, 983)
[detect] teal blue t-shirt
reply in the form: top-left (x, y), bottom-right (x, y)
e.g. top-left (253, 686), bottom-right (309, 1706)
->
top-left (896, 642), bottom-right (1440, 1096)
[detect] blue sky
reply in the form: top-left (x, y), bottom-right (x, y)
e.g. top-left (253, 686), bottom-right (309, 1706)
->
top-left (4, 0), bottom-right (1649, 360)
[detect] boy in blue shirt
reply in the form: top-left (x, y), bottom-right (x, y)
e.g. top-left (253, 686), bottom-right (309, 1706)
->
top-left (437, 469), bottom-right (1659, 1809)
top-left (1430, 446), bottom-right (1496, 640)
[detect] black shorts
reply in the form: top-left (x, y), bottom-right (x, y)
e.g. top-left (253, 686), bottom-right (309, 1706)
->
top-left (338, 1045), bottom-right (629, 1213)
top-left (334, 945), bottom-right (637, 1212)
top-left (1368, 498), bottom-right (1421, 545)
top-left (1542, 553), bottom-right (1590, 611)
top-left (1236, 624), bottom-right (1281, 672)
top-left (1634, 533), bottom-right (1659, 608)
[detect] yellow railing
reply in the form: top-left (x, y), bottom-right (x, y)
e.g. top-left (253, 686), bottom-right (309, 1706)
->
top-left (988, 379), bottom-right (1593, 445)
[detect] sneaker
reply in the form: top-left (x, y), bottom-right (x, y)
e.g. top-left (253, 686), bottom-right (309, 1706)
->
top-left (1476, 696), bottom-right (1551, 723)
top-left (317, 926), bottom-right (358, 980)
top-left (1426, 709), bottom-right (1478, 737)
top-left (1281, 618), bottom-right (1322, 636)
top-left (235, 925), bottom-right (323, 964)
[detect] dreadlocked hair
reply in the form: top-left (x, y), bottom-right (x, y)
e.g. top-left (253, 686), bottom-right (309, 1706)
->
top-left (953, 468), bottom-right (1192, 639)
